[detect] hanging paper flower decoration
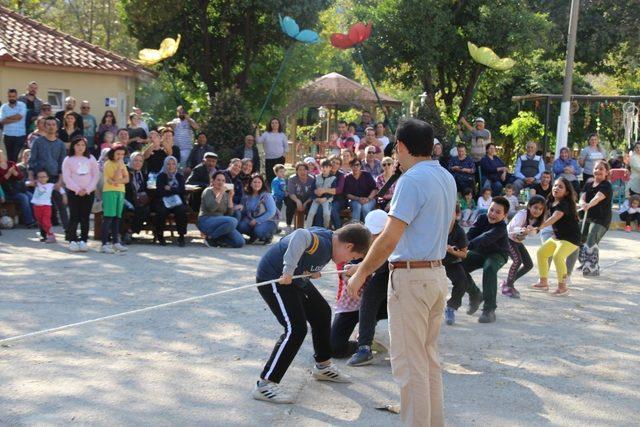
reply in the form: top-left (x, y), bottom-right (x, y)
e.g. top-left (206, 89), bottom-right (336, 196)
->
top-left (136, 35), bottom-right (181, 66)
top-left (279, 15), bottom-right (319, 44)
top-left (467, 42), bottom-right (515, 71)
top-left (330, 22), bottom-right (372, 49)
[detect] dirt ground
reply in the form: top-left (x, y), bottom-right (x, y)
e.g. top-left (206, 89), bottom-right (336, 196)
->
top-left (0, 225), bottom-right (638, 426)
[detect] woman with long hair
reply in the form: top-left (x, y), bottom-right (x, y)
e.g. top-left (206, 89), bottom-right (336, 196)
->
top-left (258, 117), bottom-right (288, 183)
top-left (577, 160), bottom-right (613, 276)
top-left (98, 110), bottom-right (118, 140)
top-left (59, 111), bottom-right (83, 149)
top-left (62, 135), bottom-right (99, 252)
top-left (375, 157), bottom-right (396, 212)
top-left (238, 174), bottom-right (278, 244)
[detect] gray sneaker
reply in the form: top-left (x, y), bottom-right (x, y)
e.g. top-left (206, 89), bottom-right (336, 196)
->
top-left (251, 381), bottom-right (294, 404)
top-left (347, 345), bottom-right (374, 366)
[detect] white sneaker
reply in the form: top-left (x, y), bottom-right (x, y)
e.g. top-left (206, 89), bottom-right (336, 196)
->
top-left (69, 241), bottom-right (80, 252)
top-left (251, 381), bottom-right (294, 404)
top-left (113, 242), bottom-right (128, 252)
top-left (101, 244), bottom-right (116, 254)
top-left (78, 241), bottom-right (89, 252)
top-left (312, 362), bottom-right (351, 383)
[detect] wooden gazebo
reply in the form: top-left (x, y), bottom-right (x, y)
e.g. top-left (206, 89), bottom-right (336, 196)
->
top-left (284, 72), bottom-right (402, 162)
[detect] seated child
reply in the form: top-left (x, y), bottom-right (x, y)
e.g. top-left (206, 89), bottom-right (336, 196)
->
top-left (477, 187), bottom-right (492, 216)
top-left (252, 224), bottom-right (371, 404)
top-left (305, 159), bottom-right (337, 228)
top-left (504, 183), bottom-right (519, 219)
top-left (443, 203), bottom-right (469, 326)
top-left (459, 188), bottom-right (477, 227)
top-left (619, 195), bottom-right (640, 232)
top-left (462, 196), bottom-right (510, 324)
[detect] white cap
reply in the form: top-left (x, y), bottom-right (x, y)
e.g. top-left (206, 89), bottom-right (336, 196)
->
top-left (475, 117), bottom-right (485, 123)
top-left (364, 209), bottom-right (388, 235)
top-left (303, 156), bottom-right (316, 164)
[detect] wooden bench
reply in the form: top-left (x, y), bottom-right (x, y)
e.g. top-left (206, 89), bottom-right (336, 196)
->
top-left (93, 208), bottom-right (198, 241)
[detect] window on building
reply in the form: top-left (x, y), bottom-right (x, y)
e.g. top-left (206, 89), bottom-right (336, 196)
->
top-left (47, 90), bottom-right (67, 113)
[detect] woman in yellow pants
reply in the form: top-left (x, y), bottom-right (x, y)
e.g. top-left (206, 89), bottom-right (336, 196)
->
top-left (532, 177), bottom-right (581, 295)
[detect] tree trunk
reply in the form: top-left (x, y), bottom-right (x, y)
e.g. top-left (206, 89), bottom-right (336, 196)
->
top-left (417, 77), bottom-right (446, 140)
top-left (457, 65), bottom-right (483, 123)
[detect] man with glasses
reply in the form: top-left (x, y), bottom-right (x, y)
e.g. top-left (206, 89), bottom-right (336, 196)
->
top-left (347, 118), bottom-right (456, 427)
top-left (362, 146), bottom-right (383, 177)
top-left (80, 101), bottom-right (97, 153)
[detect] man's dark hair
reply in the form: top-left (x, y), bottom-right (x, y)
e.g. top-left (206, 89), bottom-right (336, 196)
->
top-left (7, 88), bottom-right (17, 94)
top-left (335, 223), bottom-right (372, 255)
top-left (348, 122), bottom-right (358, 129)
top-left (44, 115), bottom-right (57, 123)
top-left (542, 171), bottom-right (552, 176)
top-left (395, 118), bottom-right (434, 157)
top-left (349, 158), bottom-right (361, 167)
top-left (338, 120), bottom-right (348, 127)
top-left (485, 142), bottom-right (496, 151)
top-left (321, 159), bottom-right (332, 168)
top-left (456, 143), bottom-right (467, 149)
top-left (36, 168), bottom-right (48, 176)
top-left (117, 128), bottom-right (129, 135)
top-left (491, 196), bottom-right (510, 215)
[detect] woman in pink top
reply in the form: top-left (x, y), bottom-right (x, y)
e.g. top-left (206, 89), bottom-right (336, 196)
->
top-left (62, 135), bottom-right (99, 252)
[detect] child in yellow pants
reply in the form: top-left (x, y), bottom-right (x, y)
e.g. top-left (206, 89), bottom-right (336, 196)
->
top-left (532, 177), bottom-right (581, 295)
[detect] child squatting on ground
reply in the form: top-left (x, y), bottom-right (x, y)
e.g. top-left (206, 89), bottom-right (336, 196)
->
top-left (252, 223), bottom-right (371, 404)
top-left (462, 196), bottom-right (511, 324)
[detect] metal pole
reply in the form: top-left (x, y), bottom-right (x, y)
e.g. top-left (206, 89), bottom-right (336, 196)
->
top-left (555, 0), bottom-right (580, 159)
top-left (543, 97), bottom-right (551, 156)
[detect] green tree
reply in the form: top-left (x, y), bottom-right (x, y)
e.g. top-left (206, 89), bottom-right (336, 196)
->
top-left (500, 111), bottom-right (544, 165)
top-left (352, 0), bottom-right (552, 134)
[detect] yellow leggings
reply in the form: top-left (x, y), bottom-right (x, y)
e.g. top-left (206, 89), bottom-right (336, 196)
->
top-left (537, 238), bottom-right (578, 282)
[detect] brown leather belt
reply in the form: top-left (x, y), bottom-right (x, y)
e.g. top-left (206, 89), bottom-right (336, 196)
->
top-left (389, 260), bottom-right (442, 270)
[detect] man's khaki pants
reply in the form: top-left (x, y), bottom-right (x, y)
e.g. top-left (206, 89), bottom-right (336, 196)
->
top-left (388, 266), bottom-right (448, 427)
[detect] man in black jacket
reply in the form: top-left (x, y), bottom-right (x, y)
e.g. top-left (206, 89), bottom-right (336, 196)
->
top-left (186, 152), bottom-right (218, 211)
top-left (186, 132), bottom-right (216, 175)
top-left (462, 196), bottom-right (510, 323)
top-left (233, 135), bottom-right (260, 173)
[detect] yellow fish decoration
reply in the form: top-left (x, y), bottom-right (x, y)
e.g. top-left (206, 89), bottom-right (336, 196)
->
top-left (467, 42), bottom-right (515, 71)
top-left (136, 35), bottom-right (181, 66)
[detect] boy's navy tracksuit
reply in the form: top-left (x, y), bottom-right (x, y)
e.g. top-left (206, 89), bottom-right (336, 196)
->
top-left (256, 228), bottom-right (334, 383)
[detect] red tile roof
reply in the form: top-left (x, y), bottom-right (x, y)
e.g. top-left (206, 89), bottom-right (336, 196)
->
top-left (0, 5), bottom-right (152, 77)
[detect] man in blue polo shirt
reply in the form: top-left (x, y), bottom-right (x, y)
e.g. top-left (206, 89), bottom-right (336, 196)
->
top-left (0, 89), bottom-right (27, 162)
top-left (348, 118), bottom-right (456, 427)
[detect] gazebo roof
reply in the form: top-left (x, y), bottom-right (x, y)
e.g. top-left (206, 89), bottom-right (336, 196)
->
top-left (283, 72), bottom-right (402, 115)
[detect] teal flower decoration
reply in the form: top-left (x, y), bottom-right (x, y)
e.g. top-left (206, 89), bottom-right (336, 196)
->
top-left (279, 14), bottom-right (319, 44)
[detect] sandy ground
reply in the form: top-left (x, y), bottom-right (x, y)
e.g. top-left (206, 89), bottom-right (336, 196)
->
top-left (0, 225), bottom-right (639, 426)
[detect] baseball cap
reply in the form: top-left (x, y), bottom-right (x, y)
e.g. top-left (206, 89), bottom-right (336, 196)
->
top-left (304, 156), bottom-right (316, 164)
top-left (364, 209), bottom-right (388, 234)
top-left (203, 152), bottom-right (218, 159)
top-left (475, 117), bottom-right (485, 123)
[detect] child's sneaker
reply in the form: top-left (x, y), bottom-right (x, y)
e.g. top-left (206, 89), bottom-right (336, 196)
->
top-left (113, 242), bottom-right (128, 252)
top-left (312, 362), bottom-right (351, 383)
top-left (45, 234), bottom-right (56, 243)
top-left (101, 244), bottom-right (116, 254)
top-left (444, 306), bottom-right (456, 325)
top-left (500, 280), bottom-right (511, 296)
top-left (625, 225), bottom-right (632, 232)
top-left (69, 241), bottom-right (80, 252)
top-left (252, 380), bottom-right (294, 404)
top-left (509, 287), bottom-right (521, 299)
top-left (78, 241), bottom-right (89, 252)
top-left (347, 345), bottom-right (374, 366)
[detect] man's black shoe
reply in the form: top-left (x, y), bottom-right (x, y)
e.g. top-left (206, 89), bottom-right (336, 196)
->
top-left (466, 295), bottom-right (483, 315)
top-left (478, 310), bottom-right (496, 323)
